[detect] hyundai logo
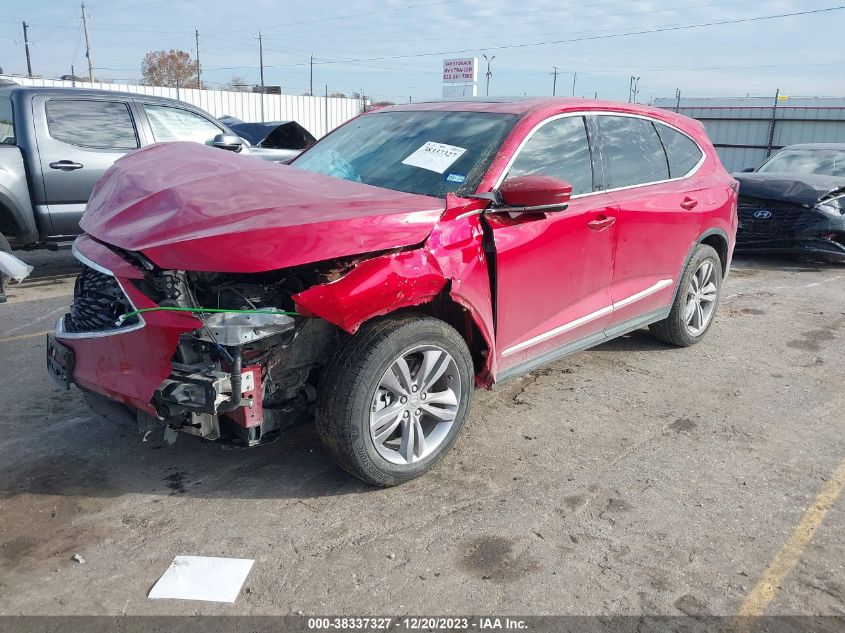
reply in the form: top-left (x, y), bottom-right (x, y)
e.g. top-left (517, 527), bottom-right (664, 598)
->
top-left (753, 209), bottom-right (773, 219)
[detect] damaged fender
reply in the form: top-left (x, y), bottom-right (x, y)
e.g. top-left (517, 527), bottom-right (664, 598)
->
top-left (293, 195), bottom-right (498, 385)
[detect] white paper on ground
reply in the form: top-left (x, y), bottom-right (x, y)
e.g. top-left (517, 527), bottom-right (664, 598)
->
top-left (401, 141), bottom-right (467, 174)
top-left (0, 251), bottom-right (33, 282)
top-left (148, 555), bottom-right (254, 603)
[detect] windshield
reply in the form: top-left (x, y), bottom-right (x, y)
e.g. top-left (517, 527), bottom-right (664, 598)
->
top-left (758, 148), bottom-right (845, 177)
top-left (293, 110), bottom-right (518, 198)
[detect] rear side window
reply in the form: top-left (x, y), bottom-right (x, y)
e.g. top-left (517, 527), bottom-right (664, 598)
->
top-left (598, 115), bottom-right (669, 188)
top-left (46, 99), bottom-right (138, 150)
top-left (144, 104), bottom-right (222, 144)
top-left (655, 122), bottom-right (703, 178)
top-left (507, 116), bottom-right (593, 195)
top-left (0, 94), bottom-right (14, 144)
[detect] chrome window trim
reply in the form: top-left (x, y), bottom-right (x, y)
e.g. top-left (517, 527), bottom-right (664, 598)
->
top-left (500, 278), bottom-right (673, 357)
top-left (56, 240), bottom-right (147, 340)
top-left (491, 110), bottom-right (706, 197)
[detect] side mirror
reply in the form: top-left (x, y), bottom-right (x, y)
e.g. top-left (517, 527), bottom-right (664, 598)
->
top-left (741, 166), bottom-right (755, 173)
top-left (211, 133), bottom-right (246, 153)
top-left (497, 175), bottom-right (573, 212)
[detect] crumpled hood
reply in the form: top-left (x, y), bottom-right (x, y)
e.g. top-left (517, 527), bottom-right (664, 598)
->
top-left (81, 142), bottom-right (444, 273)
top-left (733, 172), bottom-right (845, 206)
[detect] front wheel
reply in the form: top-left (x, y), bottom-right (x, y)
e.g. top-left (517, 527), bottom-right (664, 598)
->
top-left (316, 314), bottom-right (474, 486)
top-left (649, 244), bottom-right (723, 347)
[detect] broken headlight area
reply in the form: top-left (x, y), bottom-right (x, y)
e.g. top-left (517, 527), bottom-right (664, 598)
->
top-left (138, 267), bottom-right (343, 446)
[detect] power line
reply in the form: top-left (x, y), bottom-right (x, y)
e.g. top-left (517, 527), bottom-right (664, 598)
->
top-left (301, 5), bottom-right (845, 65)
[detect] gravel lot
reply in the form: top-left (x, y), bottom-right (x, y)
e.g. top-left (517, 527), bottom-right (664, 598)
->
top-left (0, 250), bottom-right (842, 617)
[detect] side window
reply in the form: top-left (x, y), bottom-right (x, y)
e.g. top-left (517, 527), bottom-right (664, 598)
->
top-left (507, 116), bottom-right (593, 195)
top-left (45, 99), bottom-right (138, 150)
top-left (598, 115), bottom-right (669, 188)
top-left (144, 104), bottom-right (223, 144)
top-left (655, 122), bottom-right (703, 178)
top-left (0, 95), bottom-right (14, 144)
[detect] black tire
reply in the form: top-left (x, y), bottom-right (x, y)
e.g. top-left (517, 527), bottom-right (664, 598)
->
top-left (649, 244), bottom-right (723, 347)
top-left (316, 313), bottom-right (474, 486)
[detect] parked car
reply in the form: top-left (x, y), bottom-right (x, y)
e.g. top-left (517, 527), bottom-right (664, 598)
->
top-left (47, 97), bottom-right (737, 486)
top-left (733, 143), bottom-right (845, 261)
top-left (0, 85), bottom-right (263, 251)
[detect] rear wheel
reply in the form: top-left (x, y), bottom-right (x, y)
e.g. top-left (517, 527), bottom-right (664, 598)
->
top-left (649, 244), bottom-right (722, 347)
top-left (316, 314), bottom-right (474, 486)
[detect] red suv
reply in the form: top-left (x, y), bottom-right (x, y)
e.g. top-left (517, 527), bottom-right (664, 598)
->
top-left (47, 98), bottom-right (738, 485)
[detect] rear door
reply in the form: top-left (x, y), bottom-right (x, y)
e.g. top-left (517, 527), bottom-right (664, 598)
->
top-left (487, 113), bottom-right (618, 375)
top-left (594, 114), bottom-right (706, 329)
top-left (33, 95), bottom-right (140, 235)
top-left (135, 102), bottom-right (225, 145)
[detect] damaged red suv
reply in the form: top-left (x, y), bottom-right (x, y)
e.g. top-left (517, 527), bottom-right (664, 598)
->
top-left (47, 98), bottom-right (737, 485)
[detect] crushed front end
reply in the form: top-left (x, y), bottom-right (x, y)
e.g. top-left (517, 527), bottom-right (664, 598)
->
top-left (735, 181), bottom-right (845, 261)
top-left (49, 235), bottom-right (339, 446)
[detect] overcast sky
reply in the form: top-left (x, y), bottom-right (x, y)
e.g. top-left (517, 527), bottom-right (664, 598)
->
top-left (1, 0), bottom-right (843, 103)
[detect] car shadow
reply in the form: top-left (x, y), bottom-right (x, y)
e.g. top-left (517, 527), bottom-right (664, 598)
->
top-left (0, 393), bottom-right (374, 503)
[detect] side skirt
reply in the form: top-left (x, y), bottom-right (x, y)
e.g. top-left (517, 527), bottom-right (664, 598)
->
top-left (493, 306), bottom-right (670, 385)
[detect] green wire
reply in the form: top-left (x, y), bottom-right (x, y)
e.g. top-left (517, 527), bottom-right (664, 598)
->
top-left (118, 306), bottom-right (300, 324)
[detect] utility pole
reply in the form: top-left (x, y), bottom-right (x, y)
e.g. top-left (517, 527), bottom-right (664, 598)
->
top-left (81, 2), bottom-right (94, 82)
top-left (551, 66), bottom-right (558, 96)
top-left (482, 54), bottom-right (495, 96)
top-left (309, 54), bottom-right (314, 96)
top-left (571, 71), bottom-right (577, 97)
top-left (674, 88), bottom-right (681, 112)
top-left (22, 21), bottom-right (33, 77)
top-left (195, 29), bottom-right (201, 89)
top-left (71, 64), bottom-right (76, 87)
top-left (258, 30), bottom-right (265, 122)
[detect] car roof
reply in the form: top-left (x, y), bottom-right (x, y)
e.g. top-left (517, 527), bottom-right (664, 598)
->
top-left (778, 143), bottom-right (845, 151)
top-left (379, 96), bottom-right (680, 120)
top-left (0, 84), bottom-right (201, 106)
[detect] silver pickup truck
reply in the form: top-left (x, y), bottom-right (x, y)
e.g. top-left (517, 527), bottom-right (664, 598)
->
top-left (0, 84), bottom-right (291, 253)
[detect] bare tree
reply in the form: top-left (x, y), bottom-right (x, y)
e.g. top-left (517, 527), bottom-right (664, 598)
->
top-left (329, 92), bottom-right (347, 98)
top-left (141, 49), bottom-right (199, 88)
top-left (224, 75), bottom-right (251, 92)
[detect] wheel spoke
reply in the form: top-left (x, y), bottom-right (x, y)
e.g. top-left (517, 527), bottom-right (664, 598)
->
top-left (700, 282), bottom-right (717, 303)
top-left (421, 402), bottom-right (457, 423)
top-left (425, 389), bottom-right (458, 406)
top-left (371, 401), bottom-right (403, 429)
top-left (413, 418), bottom-right (426, 459)
top-left (694, 301), bottom-right (704, 331)
top-left (399, 418), bottom-right (415, 463)
top-left (418, 350), bottom-right (449, 393)
top-left (684, 299), bottom-right (696, 324)
top-left (373, 414), bottom-right (403, 444)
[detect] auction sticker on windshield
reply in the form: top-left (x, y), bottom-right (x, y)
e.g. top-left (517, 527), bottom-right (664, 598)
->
top-left (402, 141), bottom-right (467, 173)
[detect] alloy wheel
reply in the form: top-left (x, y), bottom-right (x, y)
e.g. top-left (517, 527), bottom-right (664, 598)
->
top-left (370, 345), bottom-right (462, 465)
top-left (684, 259), bottom-right (718, 336)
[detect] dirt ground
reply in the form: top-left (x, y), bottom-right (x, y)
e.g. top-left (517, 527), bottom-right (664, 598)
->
top-left (0, 250), bottom-right (842, 617)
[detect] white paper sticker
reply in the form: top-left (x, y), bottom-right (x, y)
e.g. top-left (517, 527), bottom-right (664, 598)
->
top-left (402, 141), bottom-right (467, 174)
top-left (148, 556), bottom-right (254, 603)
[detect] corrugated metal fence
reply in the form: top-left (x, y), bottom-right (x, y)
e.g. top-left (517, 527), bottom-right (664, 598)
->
top-left (654, 96), bottom-right (845, 172)
top-left (1, 75), bottom-right (363, 138)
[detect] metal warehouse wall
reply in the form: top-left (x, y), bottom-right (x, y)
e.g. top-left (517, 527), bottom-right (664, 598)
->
top-left (653, 96), bottom-right (845, 173)
top-left (1, 75), bottom-right (363, 139)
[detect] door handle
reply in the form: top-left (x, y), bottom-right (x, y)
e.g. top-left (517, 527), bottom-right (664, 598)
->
top-left (587, 215), bottom-right (616, 231)
top-left (680, 197), bottom-right (698, 210)
top-left (49, 160), bottom-right (84, 171)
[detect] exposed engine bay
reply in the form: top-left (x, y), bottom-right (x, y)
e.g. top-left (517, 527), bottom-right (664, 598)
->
top-left (134, 264), bottom-right (350, 445)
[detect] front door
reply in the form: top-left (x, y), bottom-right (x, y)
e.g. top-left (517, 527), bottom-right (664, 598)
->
top-left (487, 114), bottom-right (617, 374)
top-left (33, 96), bottom-right (140, 236)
